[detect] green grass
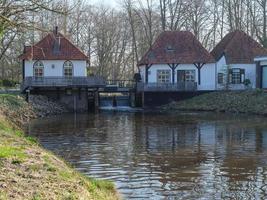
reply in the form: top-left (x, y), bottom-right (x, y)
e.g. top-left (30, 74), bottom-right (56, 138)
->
top-left (0, 145), bottom-right (26, 159)
top-left (0, 94), bottom-right (119, 199)
top-left (163, 90), bottom-right (267, 115)
top-left (88, 177), bottom-right (115, 191)
top-left (0, 94), bottom-right (25, 108)
top-left (0, 191), bottom-right (8, 200)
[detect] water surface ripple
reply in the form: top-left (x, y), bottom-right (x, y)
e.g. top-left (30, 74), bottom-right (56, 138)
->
top-left (27, 112), bottom-right (267, 199)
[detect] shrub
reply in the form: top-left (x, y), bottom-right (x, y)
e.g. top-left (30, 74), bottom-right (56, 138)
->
top-left (243, 79), bottom-right (251, 86)
top-left (1, 79), bottom-right (17, 87)
top-left (255, 88), bottom-right (264, 94)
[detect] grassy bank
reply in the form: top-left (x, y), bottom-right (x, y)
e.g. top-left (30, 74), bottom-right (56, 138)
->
top-left (0, 94), bottom-right (119, 200)
top-left (162, 90), bottom-right (267, 115)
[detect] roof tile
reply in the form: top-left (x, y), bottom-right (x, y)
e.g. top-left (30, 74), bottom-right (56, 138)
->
top-left (211, 30), bottom-right (267, 64)
top-left (138, 31), bottom-right (214, 66)
top-left (19, 32), bottom-right (88, 61)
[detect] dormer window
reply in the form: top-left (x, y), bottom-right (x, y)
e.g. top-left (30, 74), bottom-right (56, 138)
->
top-left (166, 45), bottom-right (174, 52)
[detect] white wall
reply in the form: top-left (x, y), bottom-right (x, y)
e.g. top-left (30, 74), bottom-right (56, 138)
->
top-left (216, 55), bottom-right (256, 90)
top-left (260, 61), bottom-right (267, 66)
top-left (139, 63), bottom-right (216, 90)
top-left (24, 60), bottom-right (87, 77)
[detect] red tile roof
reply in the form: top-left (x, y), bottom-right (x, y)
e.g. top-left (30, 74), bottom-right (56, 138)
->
top-left (137, 31), bottom-right (214, 66)
top-left (211, 30), bottom-right (267, 64)
top-left (19, 31), bottom-right (88, 61)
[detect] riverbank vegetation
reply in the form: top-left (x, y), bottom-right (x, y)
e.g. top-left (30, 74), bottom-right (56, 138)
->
top-left (0, 94), bottom-right (119, 200)
top-left (162, 90), bottom-right (267, 115)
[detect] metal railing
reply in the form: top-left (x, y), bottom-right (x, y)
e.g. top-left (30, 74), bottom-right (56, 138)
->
top-left (105, 80), bottom-right (135, 88)
top-left (21, 76), bottom-right (106, 91)
top-left (136, 82), bottom-right (197, 92)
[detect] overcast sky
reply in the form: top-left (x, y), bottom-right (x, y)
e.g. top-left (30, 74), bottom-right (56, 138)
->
top-left (88, 0), bottom-right (148, 9)
top-left (89, 0), bottom-right (121, 8)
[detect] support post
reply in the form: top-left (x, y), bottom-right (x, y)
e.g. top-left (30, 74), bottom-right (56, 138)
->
top-left (145, 64), bottom-right (152, 83)
top-left (256, 61), bottom-right (262, 88)
top-left (22, 59), bottom-right (25, 81)
top-left (56, 87), bottom-right (60, 100)
top-left (194, 63), bottom-right (205, 85)
top-left (86, 87), bottom-right (89, 112)
top-left (94, 89), bottom-right (99, 110)
top-left (142, 91), bottom-right (145, 108)
top-left (168, 63), bottom-right (179, 83)
top-left (26, 89), bottom-right (30, 102)
top-left (78, 88), bottom-right (81, 100)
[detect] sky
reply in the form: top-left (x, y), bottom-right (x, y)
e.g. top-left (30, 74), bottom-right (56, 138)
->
top-left (89, 0), bottom-right (120, 8)
top-left (88, 0), bottom-right (148, 9)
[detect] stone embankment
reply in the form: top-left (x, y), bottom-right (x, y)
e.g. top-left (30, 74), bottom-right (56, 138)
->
top-left (29, 95), bottom-right (68, 117)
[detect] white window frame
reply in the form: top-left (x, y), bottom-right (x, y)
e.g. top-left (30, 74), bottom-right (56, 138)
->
top-left (177, 70), bottom-right (195, 82)
top-left (232, 68), bottom-right (241, 84)
top-left (33, 60), bottom-right (44, 78)
top-left (157, 69), bottom-right (171, 83)
top-left (63, 61), bottom-right (73, 77)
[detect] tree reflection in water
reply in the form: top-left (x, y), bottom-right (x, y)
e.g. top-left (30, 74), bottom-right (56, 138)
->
top-left (27, 112), bottom-right (267, 199)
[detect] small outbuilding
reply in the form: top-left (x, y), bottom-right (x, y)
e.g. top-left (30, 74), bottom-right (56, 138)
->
top-left (19, 27), bottom-right (88, 81)
top-left (211, 30), bottom-right (267, 90)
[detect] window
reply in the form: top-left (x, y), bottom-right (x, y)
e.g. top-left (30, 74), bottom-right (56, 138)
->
top-left (177, 70), bottom-right (195, 82)
top-left (232, 68), bottom-right (241, 84)
top-left (157, 70), bottom-right (171, 83)
top-left (33, 61), bottom-right (44, 78)
top-left (166, 45), bottom-right (175, 52)
top-left (63, 61), bottom-right (73, 77)
top-left (230, 68), bottom-right (245, 84)
top-left (218, 73), bottom-right (224, 84)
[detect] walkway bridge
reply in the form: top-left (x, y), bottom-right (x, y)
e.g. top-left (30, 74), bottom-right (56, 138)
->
top-left (21, 77), bottom-right (199, 110)
top-left (21, 77), bottom-right (197, 92)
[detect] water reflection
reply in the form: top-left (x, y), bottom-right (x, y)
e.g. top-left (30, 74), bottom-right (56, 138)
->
top-left (27, 112), bottom-right (267, 199)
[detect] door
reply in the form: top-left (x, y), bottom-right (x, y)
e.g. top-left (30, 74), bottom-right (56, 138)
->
top-left (177, 70), bottom-right (185, 82)
top-left (262, 66), bottom-right (267, 88)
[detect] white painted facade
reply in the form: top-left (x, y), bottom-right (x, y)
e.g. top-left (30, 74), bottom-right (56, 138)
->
top-left (254, 56), bottom-right (267, 88)
top-left (24, 60), bottom-right (87, 77)
top-left (255, 56), bottom-right (267, 66)
top-left (139, 63), bottom-right (216, 91)
top-left (216, 55), bottom-right (256, 90)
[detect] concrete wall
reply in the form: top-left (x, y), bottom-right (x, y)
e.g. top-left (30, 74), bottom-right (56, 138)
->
top-left (216, 55), bottom-right (256, 90)
top-left (142, 91), bottom-right (212, 107)
top-left (30, 88), bottom-right (91, 112)
top-left (139, 63), bottom-right (216, 90)
top-left (24, 60), bottom-right (87, 77)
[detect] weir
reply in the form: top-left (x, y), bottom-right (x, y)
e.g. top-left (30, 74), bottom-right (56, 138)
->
top-left (21, 77), bottom-right (208, 111)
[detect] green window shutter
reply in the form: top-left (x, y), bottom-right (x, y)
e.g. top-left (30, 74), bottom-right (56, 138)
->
top-left (240, 69), bottom-right (245, 83)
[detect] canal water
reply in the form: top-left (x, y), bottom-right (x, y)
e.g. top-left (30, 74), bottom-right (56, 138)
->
top-left (27, 112), bottom-right (267, 199)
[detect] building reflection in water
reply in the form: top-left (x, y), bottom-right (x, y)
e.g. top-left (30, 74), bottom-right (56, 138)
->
top-left (28, 112), bottom-right (267, 199)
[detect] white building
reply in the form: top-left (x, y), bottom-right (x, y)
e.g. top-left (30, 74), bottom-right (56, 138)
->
top-left (211, 30), bottom-right (267, 90)
top-left (19, 28), bottom-right (88, 80)
top-left (137, 31), bottom-right (216, 91)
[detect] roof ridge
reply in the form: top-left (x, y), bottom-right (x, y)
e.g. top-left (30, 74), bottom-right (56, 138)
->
top-left (57, 33), bottom-right (88, 59)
